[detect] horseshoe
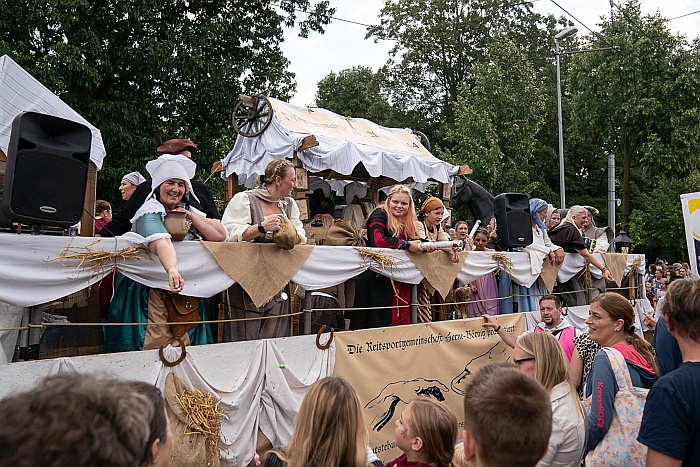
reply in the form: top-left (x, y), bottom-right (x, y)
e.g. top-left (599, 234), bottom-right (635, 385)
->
top-left (315, 325), bottom-right (335, 350)
top-left (158, 337), bottom-right (187, 367)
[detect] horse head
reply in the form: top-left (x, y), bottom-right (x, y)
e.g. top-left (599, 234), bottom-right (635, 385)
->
top-left (450, 177), bottom-right (495, 225)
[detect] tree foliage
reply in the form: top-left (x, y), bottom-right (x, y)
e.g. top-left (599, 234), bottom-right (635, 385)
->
top-left (443, 37), bottom-right (546, 196)
top-left (314, 66), bottom-right (408, 127)
top-left (0, 0), bottom-right (334, 207)
top-left (366, 0), bottom-right (565, 141)
top-left (568, 0), bottom-right (700, 231)
top-left (629, 170), bottom-right (700, 260)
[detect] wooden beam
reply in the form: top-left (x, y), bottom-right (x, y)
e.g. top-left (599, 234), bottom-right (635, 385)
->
top-left (226, 173), bottom-right (238, 202)
top-left (298, 135), bottom-right (319, 151)
top-left (79, 162), bottom-right (97, 237)
top-left (369, 178), bottom-right (379, 203)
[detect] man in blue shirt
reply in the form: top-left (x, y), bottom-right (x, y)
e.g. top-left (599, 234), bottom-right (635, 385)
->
top-left (638, 279), bottom-right (700, 466)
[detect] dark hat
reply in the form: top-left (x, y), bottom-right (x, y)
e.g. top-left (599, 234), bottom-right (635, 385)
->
top-left (156, 138), bottom-right (197, 155)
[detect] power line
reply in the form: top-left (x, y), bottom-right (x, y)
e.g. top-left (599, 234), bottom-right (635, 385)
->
top-left (669, 9), bottom-right (700, 22)
top-left (548, 0), bottom-right (617, 50)
top-left (273, 0), bottom-right (546, 33)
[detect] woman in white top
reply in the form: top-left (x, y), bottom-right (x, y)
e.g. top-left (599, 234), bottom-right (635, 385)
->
top-left (514, 332), bottom-right (586, 466)
top-left (221, 159), bottom-right (306, 341)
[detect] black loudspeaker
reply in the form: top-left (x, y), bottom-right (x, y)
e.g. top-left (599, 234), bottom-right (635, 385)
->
top-left (0, 112), bottom-right (92, 227)
top-left (494, 193), bottom-right (533, 248)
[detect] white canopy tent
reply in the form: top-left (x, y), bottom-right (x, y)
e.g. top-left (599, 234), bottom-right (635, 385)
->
top-left (0, 54), bottom-right (106, 169)
top-left (221, 96), bottom-right (467, 193)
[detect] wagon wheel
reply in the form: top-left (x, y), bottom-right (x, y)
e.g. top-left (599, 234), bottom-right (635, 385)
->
top-left (232, 94), bottom-right (273, 137)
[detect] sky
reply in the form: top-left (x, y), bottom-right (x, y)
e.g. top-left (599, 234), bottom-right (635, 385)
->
top-left (280, 0), bottom-right (700, 106)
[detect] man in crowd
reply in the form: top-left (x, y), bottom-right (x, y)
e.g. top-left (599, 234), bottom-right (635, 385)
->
top-left (0, 374), bottom-right (158, 467)
top-left (461, 363), bottom-right (552, 466)
top-left (98, 138), bottom-right (219, 236)
top-left (482, 294), bottom-right (579, 361)
top-left (639, 279), bottom-right (700, 466)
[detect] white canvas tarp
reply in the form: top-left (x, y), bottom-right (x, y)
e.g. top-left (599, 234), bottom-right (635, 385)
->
top-left (222, 97), bottom-right (458, 189)
top-left (0, 55), bottom-right (106, 169)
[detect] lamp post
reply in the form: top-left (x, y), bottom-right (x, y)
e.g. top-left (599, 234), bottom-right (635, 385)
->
top-left (555, 26), bottom-right (577, 209)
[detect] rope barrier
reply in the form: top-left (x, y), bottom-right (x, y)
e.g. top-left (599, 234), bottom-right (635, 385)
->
top-left (0, 282), bottom-right (643, 332)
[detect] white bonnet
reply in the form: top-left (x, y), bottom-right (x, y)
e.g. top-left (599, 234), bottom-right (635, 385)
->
top-left (145, 154), bottom-right (200, 203)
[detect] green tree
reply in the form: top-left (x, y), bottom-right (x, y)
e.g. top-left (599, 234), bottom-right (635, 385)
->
top-left (0, 0), bottom-right (334, 207)
top-left (629, 170), bottom-right (700, 259)
top-left (569, 0), bottom-right (700, 231)
top-left (314, 66), bottom-right (407, 127)
top-left (443, 37), bottom-right (546, 196)
top-left (366, 0), bottom-right (566, 141)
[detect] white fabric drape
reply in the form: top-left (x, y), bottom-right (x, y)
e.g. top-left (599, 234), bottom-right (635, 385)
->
top-left (0, 234), bottom-right (644, 308)
top-left (0, 55), bottom-right (106, 169)
top-left (48, 339), bottom-right (334, 467)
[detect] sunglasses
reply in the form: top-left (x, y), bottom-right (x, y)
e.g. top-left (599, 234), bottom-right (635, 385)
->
top-left (513, 357), bottom-right (535, 365)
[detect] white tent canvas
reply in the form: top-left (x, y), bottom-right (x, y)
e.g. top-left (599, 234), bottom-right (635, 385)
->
top-left (222, 96), bottom-right (458, 190)
top-left (0, 55), bottom-right (106, 169)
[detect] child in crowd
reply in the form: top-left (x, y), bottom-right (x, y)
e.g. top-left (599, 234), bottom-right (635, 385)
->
top-left (452, 443), bottom-right (468, 467)
top-left (468, 228), bottom-right (498, 317)
top-left (386, 397), bottom-right (458, 467)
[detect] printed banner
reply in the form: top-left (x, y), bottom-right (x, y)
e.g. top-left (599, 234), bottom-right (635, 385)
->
top-left (681, 192), bottom-right (700, 279)
top-left (333, 314), bottom-right (525, 463)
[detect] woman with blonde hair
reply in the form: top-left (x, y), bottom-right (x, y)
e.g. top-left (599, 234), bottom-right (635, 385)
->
top-left (351, 185), bottom-right (427, 329)
top-left (263, 377), bottom-right (380, 467)
top-left (221, 158), bottom-right (307, 341)
top-left (584, 292), bottom-right (657, 457)
top-left (386, 397), bottom-right (458, 467)
top-left (514, 332), bottom-right (586, 466)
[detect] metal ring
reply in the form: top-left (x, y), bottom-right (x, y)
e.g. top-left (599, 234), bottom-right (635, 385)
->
top-left (158, 337), bottom-right (186, 367)
top-left (315, 325), bottom-right (334, 350)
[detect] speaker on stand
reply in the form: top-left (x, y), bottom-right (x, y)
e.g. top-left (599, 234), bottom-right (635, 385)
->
top-left (494, 193), bottom-right (533, 249)
top-left (494, 193), bottom-right (533, 313)
top-left (0, 111), bottom-right (92, 229)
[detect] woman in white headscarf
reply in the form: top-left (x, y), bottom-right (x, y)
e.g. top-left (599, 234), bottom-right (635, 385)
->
top-left (549, 205), bottom-right (613, 306)
top-left (498, 198), bottom-right (564, 314)
top-left (108, 155), bottom-right (226, 351)
top-left (119, 171), bottom-right (146, 201)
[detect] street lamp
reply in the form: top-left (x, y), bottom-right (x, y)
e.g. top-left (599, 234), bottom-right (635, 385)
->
top-left (555, 26), bottom-right (577, 209)
top-left (613, 230), bottom-right (634, 254)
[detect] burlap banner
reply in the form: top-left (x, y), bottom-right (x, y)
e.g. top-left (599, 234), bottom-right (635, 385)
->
top-left (202, 242), bottom-right (314, 307)
top-left (407, 250), bottom-right (468, 298)
top-left (602, 252), bottom-right (628, 286)
top-left (333, 314), bottom-right (525, 463)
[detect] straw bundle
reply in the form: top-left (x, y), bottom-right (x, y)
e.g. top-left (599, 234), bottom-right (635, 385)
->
top-left (176, 388), bottom-right (226, 456)
top-left (491, 252), bottom-right (514, 276)
top-left (44, 240), bottom-right (148, 285)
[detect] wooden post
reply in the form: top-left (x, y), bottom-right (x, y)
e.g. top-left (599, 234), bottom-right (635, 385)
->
top-left (226, 173), bottom-right (238, 202)
top-left (303, 290), bottom-right (313, 335)
top-left (369, 178), bottom-right (379, 203)
top-left (79, 162), bottom-right (97, 237)
top-left (410, 284), bottom-right (418, 324)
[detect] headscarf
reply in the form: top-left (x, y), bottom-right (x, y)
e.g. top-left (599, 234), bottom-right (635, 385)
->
top-left (421, 197), bottom-right (444, 214)
top-left (441, 208), bottom-right (451, 223)
top-left (528, 198), bottom-right (548, 230)
top-left (145, 154), bottom-right (199, 203)
top-left (121, 171), bottom-right (146, 187)
top-left (556, 205), bottom-right (588, 232)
